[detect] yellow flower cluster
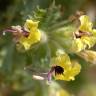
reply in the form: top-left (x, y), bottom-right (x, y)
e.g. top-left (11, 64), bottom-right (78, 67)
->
top-left (51, 53), bottom-right (81, 81)
top-left (19, 19), bottom-right (41, 50)
top-left (72, 15), bottom-right (96, 52)
top-left (5, 15), bottom-right (94, 81)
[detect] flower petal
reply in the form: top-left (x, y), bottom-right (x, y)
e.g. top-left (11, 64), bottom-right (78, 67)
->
top-left (79, 15), bottom-right (93, 32)
top-left (51, 53), bottom-right (71, 69)
top-left (71, 38), bottom-right (86, 52)
top-left (81, 36), bottom-right (96, 48)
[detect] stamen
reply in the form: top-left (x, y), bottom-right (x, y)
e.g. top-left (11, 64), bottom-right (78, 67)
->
top-left (3, 32), bottom-right (5, 36)
top-left (3, 29), bottom-right (17, 33)
top-left (74, 30), bottom-right (92, 38)
top-left (47, 67), bottom-right (54, 82)
top-left (47, 72), bottom-right (52, 83)
top-left (21, 28), bottom-right (29, 37)
top-left (2, 27), bottom-right (29, 37)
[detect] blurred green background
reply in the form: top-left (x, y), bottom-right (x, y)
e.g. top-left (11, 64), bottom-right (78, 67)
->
top-left (0, 0), bottom-right (96, 96)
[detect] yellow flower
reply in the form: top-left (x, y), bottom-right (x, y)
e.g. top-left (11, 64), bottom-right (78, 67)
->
top-left (19, 19), bottom-right (41, 50)
top-left (72, 15), bottom-right (96, 52)
top-left (48, 53), bottom-right (81, 81)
